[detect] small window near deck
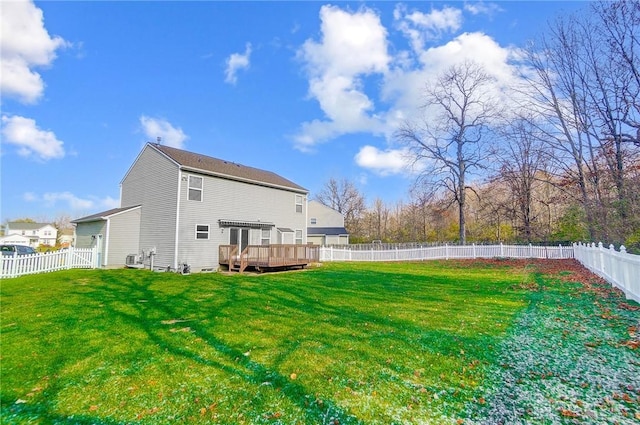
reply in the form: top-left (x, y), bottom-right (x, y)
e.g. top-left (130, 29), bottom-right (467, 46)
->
top-left (310, 218), bottom-right (317, 225)
top-left (188, 175), bottom-right (203, 201)
top-left (295, 229), bottom-right (303, 244)
top-left (295, 195), bottom-right (303, 213)
top-left (261, 229), bottom-right (270, 245)
top-left (196, 224), bottom-right (209, 240)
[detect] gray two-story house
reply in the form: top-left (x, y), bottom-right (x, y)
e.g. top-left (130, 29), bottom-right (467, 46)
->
top-left (73, 143), bottom-right (308, 271)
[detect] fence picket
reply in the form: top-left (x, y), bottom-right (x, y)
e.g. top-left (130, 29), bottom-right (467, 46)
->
top-left (0, 246), bottom-right (98, 279)
top-left (320, 243), bottom-right (639, 303)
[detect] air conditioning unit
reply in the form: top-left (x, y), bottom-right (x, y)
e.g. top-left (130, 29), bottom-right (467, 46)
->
top-left (125, 254), bottom-right (144, 268)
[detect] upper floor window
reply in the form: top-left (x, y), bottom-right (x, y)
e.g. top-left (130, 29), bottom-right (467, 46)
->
top-left (188, 175), bottom-right (203, 201)
top-left (295, 195), bottom-right (303, 213)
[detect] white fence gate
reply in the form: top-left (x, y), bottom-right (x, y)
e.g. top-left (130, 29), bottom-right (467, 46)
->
top-left (573, 242), bottom-right (640, 303)
top-left (0, 246), bottom-right (99, 279)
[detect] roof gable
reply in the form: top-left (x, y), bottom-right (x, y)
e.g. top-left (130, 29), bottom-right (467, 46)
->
top-left (72, 205), bottom-right (141, 223)
top-left (150, 143), bottom-right (307, 193)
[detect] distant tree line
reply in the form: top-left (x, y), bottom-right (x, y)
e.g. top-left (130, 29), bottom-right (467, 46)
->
top-left (316, 1), bottom-right (640, 252)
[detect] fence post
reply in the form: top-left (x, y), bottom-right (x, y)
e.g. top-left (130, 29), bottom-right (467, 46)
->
top-left (445, 243), bottom-right (449, 260)
top-left (472, 243), bottom-right (476, 259)
top-left (598, 242), bottom-right (605, 276)
top-left (500, 242), bottom-right (504, 257)
top-left (619, 245), bottom-right (630, 298)
top-left (66, 247), bottom-right (73, 270)
top-left (94, 245), bottom-right (100, 269)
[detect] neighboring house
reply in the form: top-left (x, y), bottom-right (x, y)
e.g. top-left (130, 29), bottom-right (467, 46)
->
top-left (58, 228), bottom-right (75, 248)
top-left (72, 143), bottom-right (308, 270)
top-left (4, 222), bottom-right (58, 247)
top-left (0, 234), bottom-right (32, 246)
top-left (307, 200), bottom-right (349, 245)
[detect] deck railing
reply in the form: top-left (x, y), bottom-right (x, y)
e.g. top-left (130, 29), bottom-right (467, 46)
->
top-left (219, 244), bottom-right (320, 272)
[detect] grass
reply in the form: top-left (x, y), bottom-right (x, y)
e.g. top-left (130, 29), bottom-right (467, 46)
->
top-left (0, 260), bottom-right (638, 424)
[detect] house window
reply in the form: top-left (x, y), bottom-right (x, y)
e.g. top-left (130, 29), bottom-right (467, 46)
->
top-left (261, 229), bottom-right (270, 245)
top-left (188, 175), bottom-right (203, 201)
top-left (295, 195), bottom-right (303, 213)
top-left (195, 224), bottom-right (209, 240)
top-left (295, 229), bottom-right (303, 244)
top-left (310, 218), bottom-right (317, 225)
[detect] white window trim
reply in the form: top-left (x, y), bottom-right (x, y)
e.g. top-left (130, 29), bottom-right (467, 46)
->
top-left (188, 175), bottom-right (203, 202)
top-left (261, 228), bottom-right (271, 245)
top-left (295, 195), bottom-right (303, 213)
top-left (195, 224), bottom-right (210, 240)
top-left (295, 229), bottom-right (303, 245)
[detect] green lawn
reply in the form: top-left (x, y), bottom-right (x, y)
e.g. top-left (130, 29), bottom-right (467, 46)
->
top-left (1, 261), bottom-right (638, 424)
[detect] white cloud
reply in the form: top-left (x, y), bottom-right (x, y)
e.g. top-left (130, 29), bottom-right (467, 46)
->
top-left (0, 0), bottom-right (68, 103)
top-left (355, 145), bottom-right (417, 176)
top-left (1, 115), bottom-right (65, 160)
top-left (381, 32), bottom-right (528, 130)
top-left (394, 4), bottom-right (462, 52)
top-left (294, 5), bottom-right (390, 150)
top-left (464, 1), bottom-right (502, 17)
top-left (25, 192), bottom-right (120, 213)
top-left (224, 43), bottom-right (252, 85)
top-left (139, 116), bottom-right (188, 149)
top-left (294, 3), bottom-right (533, 178)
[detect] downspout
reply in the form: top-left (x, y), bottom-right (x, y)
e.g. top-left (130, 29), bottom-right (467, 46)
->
top-left (304, 194), bottom-right (308, 244)
top-left (104, 218), bottom-right (110, 267)
top-left (174, 169), bottom-right (182, 270)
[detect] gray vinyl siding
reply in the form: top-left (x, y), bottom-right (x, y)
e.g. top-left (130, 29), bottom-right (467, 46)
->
top-left (121, 146), bottom-right (179, 268)
top-left (105, 208), bottom-right (141, 268)
top-left (74, 221), bottom-right (106, 249)
top-left (177, 172), bottom-right (307, 270)
top-left (308, 201), bottom-right (345, 227)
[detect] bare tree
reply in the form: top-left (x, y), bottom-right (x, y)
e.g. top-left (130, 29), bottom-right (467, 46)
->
top-left (314, 177), bottom-right (366, 235)
top-left (396, 60), bottom-right (498, 244)
top-left (522, 1), bottom-right (640, 243)
top-left (496, 116), bottom-right (551, 242)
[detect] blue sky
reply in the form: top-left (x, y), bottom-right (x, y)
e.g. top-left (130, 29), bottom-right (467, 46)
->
top-left (0, 0), bottom-right (588, 223)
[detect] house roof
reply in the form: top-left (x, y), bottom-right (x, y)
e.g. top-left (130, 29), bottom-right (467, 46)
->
top-left (307, 227), bottom-right (349, 236)
top-left (151, 143), bottom-right (307, 193)
top-left (71, 206), bottom-right (141, 223)
top-left (7, 222), bottom-right (53, 230)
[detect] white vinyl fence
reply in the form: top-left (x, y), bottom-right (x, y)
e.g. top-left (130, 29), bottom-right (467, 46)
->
top-left (0, 246), bottom-right (99, 279)
top-left (573, 242), bottom-right (640, 303)
top-left (320, 243), bottom-right (574, 262)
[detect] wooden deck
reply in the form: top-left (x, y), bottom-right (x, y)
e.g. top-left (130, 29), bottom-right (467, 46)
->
top-left (219, 244), bottom-right (320, 273)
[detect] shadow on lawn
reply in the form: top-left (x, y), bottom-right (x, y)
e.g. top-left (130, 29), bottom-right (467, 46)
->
top-left (70, 272), bottom-right (366, 424)
top-left (4, 267), bottom-right (507, 424)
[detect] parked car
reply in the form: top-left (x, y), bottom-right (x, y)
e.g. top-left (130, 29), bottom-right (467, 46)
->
top-left (0, 244), bottom-right (37, 256)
